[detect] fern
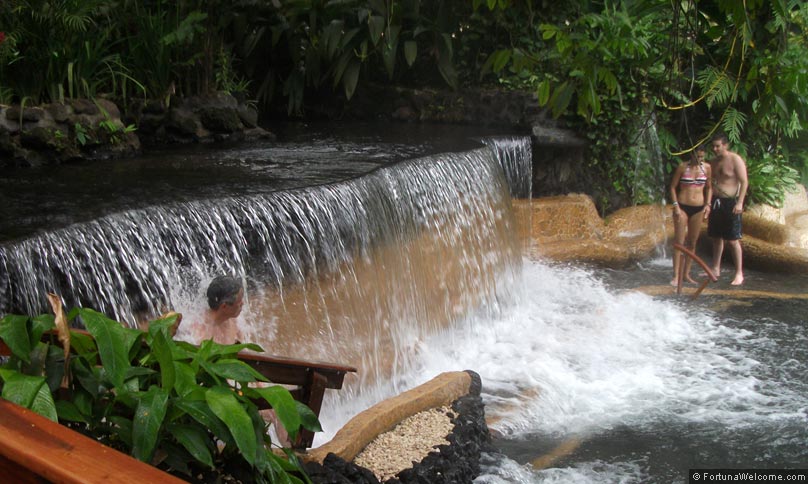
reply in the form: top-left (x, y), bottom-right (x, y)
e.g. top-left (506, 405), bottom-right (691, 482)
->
top-left (722, 107), bottom-right (747, 144)
top-left (698, 66), bottom-right (735, 108)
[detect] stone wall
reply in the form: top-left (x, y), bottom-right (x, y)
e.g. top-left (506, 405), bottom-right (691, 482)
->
top-left (0, 98), bottom-right (140, 167)
top-left (0, 92), bottom-right (273, 168)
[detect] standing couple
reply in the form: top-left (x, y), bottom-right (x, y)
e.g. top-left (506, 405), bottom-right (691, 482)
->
top-left (670, 133), bottom-right (749, 286)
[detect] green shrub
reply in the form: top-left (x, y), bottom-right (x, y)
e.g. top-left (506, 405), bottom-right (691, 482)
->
top-left (0, 302), bottom-right (317, 483)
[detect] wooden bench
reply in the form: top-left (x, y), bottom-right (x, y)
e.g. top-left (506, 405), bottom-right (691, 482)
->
top-left (237, 351), bottom-right (357, 448)
top-left (0, 330), bottom-right (357, 482)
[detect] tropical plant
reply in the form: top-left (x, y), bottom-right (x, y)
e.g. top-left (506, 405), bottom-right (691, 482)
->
top-left (0, 299), bottom-right (318, 483)
top-left (0, 0), bottom-right (142, 104)
top-left (230, 0), bottom-right (466, 115)
top-left (744, 147), bottom-right (801, 208)
top-left (471, 0), bottom-right (808, 209)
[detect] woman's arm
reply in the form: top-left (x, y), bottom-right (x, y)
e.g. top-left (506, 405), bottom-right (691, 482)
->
top-left (669, 163), bottom-right (684, 203)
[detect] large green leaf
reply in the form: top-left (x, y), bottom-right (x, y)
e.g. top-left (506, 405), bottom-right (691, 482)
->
top-left (30, 314), bottom-right (55, 344)
top-left (208, 358), bottom-right (267, 383)
top-left (173, 361), bottom-right (200, 398)
top-left (252, 386), bottom-right (302, 439)
top-left (132, 385), bottom-right (170, 462)
top-left (206, 341), bottom-right (264, 358)
top-left (146, 313), bottom-right (181, 342)
top-left (0, 315), bottom-right (32, 362)
top-left (0, 372), bottom-right (57, 421)
top-left (30, 377), bottom-right (58, 421)
top-left (343, 59), bottom-right (361, 100)
top-left (151, 330), bottom-right (176, 390)
top-left (55, 399), bottom-right (88, 423)
top-left (79, 308), bottom-right (130, 388)
top-left (206, 386), bottom-right (257, 466)
top-left (295, 400), bottom-right (323, 433)
top-left (69, 330), bottom-right (97, 358)
top-left (169, 423), bottom-right (214, 469)
top-left (537, 79), bottom-right (551, 106)
top-left (266, 453), bottom-right (302, 484)
top-left (403, 40), bottom-right (417, 66)
top-left (108, 415), bottom-right (134, 448)
top-left (175, 399), bottom-right (233, 446)
top-left (382, 25), bottom-right (401, 79)
top-left (368, 15), bottom-right (385, 46)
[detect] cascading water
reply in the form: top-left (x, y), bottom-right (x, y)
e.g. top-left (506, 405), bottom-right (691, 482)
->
top-left (2, 126), bottom-right (805, 481)
top-left (0, 134), bottom-right (529, 405)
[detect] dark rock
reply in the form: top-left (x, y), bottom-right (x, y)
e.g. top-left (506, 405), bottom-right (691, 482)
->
top-left (386, 371), bottom-right (493, 484)
top-left (0, 106), bottom-right (20, 133)
top-left (69, 98), bottom-right (98, 115)
top-left (46, 103), bottom-right (72, 123)
top-left (20, 126), bottom-right (64, 151)
top-left (95, 98), bottom-right (122, 120)
top-left (199, 106), bottom-right (243, 133)
top-left (167, 107), bottom-right (208, 139)
top-left (305, 453), bottom-right (381, 484)
top-left (244, 127), bottom-right (276, 141)
top-left (237, 104), bottom-right (259, 128)
top-left (20, 106), bottom-right (46, 122)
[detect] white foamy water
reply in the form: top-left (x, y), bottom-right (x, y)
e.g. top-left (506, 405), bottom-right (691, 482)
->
top-left (319, 258), bottom-right (807, 482)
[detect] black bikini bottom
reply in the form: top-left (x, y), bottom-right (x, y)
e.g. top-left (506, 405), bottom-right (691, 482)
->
top-left (680, 203), bottom-right (704, 217)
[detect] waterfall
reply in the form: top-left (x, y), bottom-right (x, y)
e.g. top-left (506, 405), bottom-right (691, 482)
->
top-left (630, 112), bottom-right (664, 205)
top-left (0, 137), bottom-right (531, 391)
top-left (482, 136), bottom-right (533, 199)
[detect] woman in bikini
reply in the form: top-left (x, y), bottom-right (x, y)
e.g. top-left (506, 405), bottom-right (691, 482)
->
top-left (669, 145), bottom-right (712, 285)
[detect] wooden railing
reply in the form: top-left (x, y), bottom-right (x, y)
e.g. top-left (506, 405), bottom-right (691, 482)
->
top-left (238, 351), bottom-right (357, 448)
top-left (0, 397), bottom-right (188, 484)
top-left (0, 331), bottom-right (357, 482)
top-left (673, 242), bottom-right (718, 299)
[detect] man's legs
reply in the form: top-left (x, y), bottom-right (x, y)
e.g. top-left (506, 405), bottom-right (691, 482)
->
top-left (711, 237), bottom-right (724, 277)
top-left (727, 239), bottom-right (744, 285)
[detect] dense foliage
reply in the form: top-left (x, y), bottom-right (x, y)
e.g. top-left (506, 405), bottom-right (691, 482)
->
top-left (2, 0), bottom-right (807, 207)
top-left (470, 0), bottom-right (808, 208)
top-left (0, 301), bottom-right (318, 483)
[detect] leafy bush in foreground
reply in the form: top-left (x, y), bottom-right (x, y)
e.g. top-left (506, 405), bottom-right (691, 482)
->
top-left (0, 297), bottom-right (317, 483)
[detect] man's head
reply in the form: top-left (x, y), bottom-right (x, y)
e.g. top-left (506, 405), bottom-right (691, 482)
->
top-left (711, 133), bottom-right (730, 156)
top-left (206, 276), bottom-right (244, 317)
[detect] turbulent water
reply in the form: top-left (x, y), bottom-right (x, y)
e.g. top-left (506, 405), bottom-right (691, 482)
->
top-left (2, 124), bottom-right (805, 483)
top-left (316, 257), bottom-right (808, 483)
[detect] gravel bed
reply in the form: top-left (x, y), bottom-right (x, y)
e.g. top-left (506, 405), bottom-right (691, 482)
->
top-left (353, 406), bottom-right (454, 482)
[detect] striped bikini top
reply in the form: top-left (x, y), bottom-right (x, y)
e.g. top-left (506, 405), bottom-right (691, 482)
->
top-left (680, 162), bottom-right (707, 187)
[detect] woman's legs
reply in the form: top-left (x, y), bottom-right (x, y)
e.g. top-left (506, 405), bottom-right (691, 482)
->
top-left (682, 210), bottom-right (706, 283)
top-left (671, 210), bottom-right (689, 286)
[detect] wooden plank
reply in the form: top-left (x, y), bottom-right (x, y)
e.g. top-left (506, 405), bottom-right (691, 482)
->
top-left (239, 352), bottom-right (355, 389)
top-left (0, 398), bottom-right (186, 484)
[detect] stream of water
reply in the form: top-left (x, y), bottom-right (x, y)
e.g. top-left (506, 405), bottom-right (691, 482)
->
top-left (1, 124), bottom-right (805, 483)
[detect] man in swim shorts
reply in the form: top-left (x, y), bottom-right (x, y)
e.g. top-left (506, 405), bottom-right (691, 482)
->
top-left (707, 133), bottom-right (748, 285)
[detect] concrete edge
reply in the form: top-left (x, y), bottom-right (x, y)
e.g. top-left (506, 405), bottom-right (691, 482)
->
top-left (304, 370), bottom-right (473, 464)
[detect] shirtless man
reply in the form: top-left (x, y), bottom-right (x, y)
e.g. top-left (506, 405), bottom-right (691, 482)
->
top-left (707, 133), bottom-right (749, 285)
top-left (175, 275), bottom-right (290, 445)
top-left (175, 275), bottom-right (245, 344)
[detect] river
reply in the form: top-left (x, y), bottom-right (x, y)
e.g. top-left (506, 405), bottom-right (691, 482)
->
top-left (1, 124), bottom-right (805, 483)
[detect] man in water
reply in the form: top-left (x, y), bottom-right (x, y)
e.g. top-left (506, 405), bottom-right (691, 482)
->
top-left (175, 275), bottom-right (290, 445)
top-left (707, 133), bottom-right (748, 285)
top-left (176, 275), bottom-right (245, 344)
